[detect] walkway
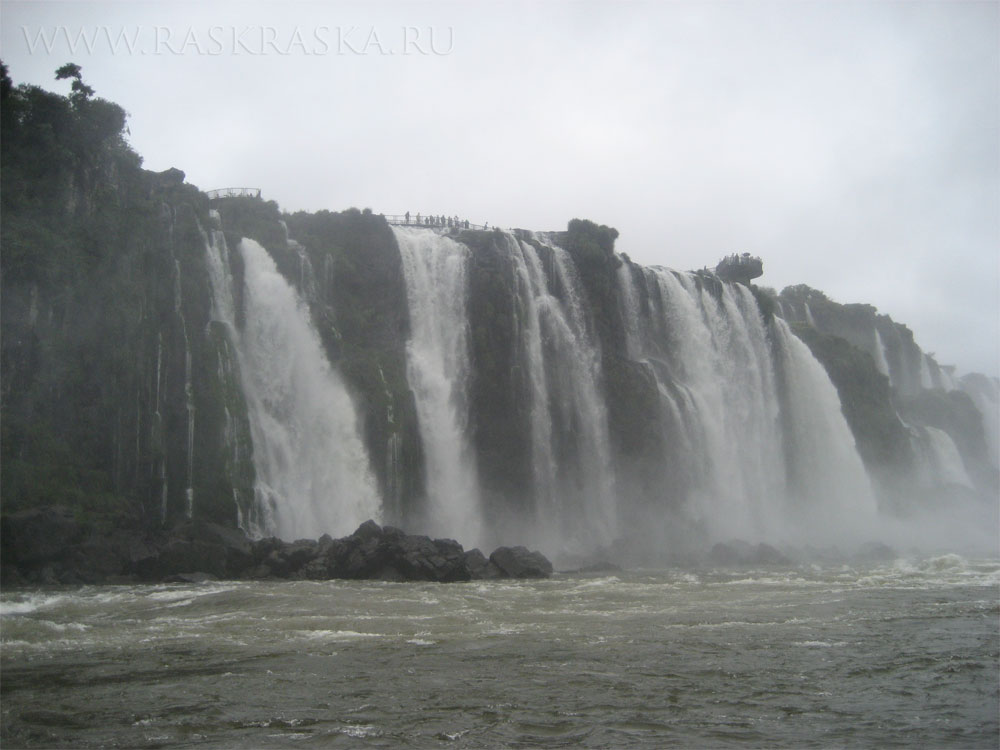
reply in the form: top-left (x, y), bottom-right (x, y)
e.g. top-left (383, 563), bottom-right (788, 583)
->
top-left (383, 213), bottom-right (490, 231)
top-left (207, 187), bottom-right (261, 200)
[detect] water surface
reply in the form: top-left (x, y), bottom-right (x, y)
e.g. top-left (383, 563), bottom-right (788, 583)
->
top-left (2, 555), bottom-right (997, 748)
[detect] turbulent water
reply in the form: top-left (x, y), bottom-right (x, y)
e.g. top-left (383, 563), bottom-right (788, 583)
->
top-left (3, 556), bottom-right (997, 748)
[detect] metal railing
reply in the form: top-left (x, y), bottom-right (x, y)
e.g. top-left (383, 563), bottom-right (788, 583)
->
top-left (207, 187), bottom-right (262, 200)
top-left (382, 214), bottom-right (490, 231)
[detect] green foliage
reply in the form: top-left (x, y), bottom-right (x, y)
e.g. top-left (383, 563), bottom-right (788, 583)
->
top-left (1, 65), bottom-right (140, 286)
top-left (1, 65), bottom-right (248, 534)
top-left (781, 284), bottom-right (828, 304)
top-left (565, 218), bottom-right (619, 267)
top-left (215, 196), bottom-right (286, 251)
top-left (0, 60), bottom-right (12, 100)
top-left (55, 62), bottom-right (95, 103)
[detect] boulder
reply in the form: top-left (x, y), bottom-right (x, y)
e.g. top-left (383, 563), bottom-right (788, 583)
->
top-left (330, 522), bottom-right (472, 582)
top-left (153, 167), bottom-right (185, 187)
top-left (136, 522), bottom-right (257, 580)
top-left (489, 546), bottom-right (553, 579)
top-left (709, 540), bottom-right (755, 565)
top-left (0, 510), bottom-right (553, 585)
top-left (464, 548), bottom-right (502, 579)
top-left (138, 538), bottom-right (228, 580)
top-left (752, 543), bottom-right (791, 566)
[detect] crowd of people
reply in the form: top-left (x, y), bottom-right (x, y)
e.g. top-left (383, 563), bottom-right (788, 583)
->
top-left (398, 212), bottom-right (488, 230)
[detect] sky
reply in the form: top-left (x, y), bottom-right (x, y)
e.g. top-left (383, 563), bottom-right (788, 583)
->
top-left (2, 0), bottom-right (998, 376)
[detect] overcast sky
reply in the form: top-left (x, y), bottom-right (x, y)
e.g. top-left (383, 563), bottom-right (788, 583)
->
top-left (3, 1), bottom-right (997, 376)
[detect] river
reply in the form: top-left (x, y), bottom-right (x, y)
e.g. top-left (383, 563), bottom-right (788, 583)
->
top-left (2, 555), bottom-right (997, 748)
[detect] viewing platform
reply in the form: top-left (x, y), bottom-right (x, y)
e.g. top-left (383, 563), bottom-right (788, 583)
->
top-left (715, 252), bottom-right (763, 284)
top-left (383, 213), bottom-right (490, 231)
top-left (207, 187), bottom-right (262, 200)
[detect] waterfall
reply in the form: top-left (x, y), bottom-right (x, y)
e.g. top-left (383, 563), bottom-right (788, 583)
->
top-left (615, 267), bottom-right (877, 546)
top-left (634, 269), bottom-right (786, 541)
top-left (204, 232), bottom-right (381, 539)
top-left (509, 234), bottom-right (618, 552)
top-left (804, 302), bottom-right (817, 327)
top-left (393, 226), bottom-right (482, 545)
top-left (772, 318), bottom-right (879, 539)
top-left (196, 217), bottom-right (972, 555)
top-left (873, 328), bottom-right (891, 383)
top-left (961, 375), bottom-right (1000, 461)
top-left (172, 257), bottom-right (195, 519)
top-left (919, 352), bottom-right (934, 390)
top-left (916, 426), bottom-right (973, 489)
top-left (153, 332), bottom-right (167, 522)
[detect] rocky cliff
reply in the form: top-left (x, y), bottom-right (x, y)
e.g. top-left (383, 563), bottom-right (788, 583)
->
top-left (3, 69), bottom-right (996, 582)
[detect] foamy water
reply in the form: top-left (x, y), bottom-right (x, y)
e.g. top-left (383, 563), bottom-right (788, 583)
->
top-left (2, 557), bottom-right (997, 748)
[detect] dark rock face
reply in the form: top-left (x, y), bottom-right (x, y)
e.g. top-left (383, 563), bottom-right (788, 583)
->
top-left (489, 546), bottom-right (555, 579)
top-left (1, 506), bottom-right (81, 566)
top-left (0, 516), bottom-right (552, 585)
top-left (463, 548), bottom-right (502, 579)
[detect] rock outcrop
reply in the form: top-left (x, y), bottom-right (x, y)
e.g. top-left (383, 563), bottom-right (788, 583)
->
top-left (0, 516), bottom-right (553, 586)
top-left (715, 252), bottom-right (763, 284)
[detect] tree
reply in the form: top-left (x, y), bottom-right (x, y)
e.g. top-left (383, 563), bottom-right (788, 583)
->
top-left (1, 60), bottom-right (12, 100)
top-left (55, 62), bottom-right (94, 104)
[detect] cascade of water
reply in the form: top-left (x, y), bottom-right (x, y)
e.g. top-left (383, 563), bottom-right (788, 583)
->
top-left (507, 235), bottom-right (563, 542)
top-left (172, 258), bottom-right (195, 519)
top-left (917, 425), bottom-right (973, 489)
top-left (204, 232), bottom-right (381, 539)
top-left (392, 226), bottom-right (482, 545)
top-left (937, 367), bottom-right (957, 392)
top-left (546, 241), bottom-right (618, 544)
top-left (501, 234), bottom-right (618, 552)
top-left (873, 328), bottom-right (892, 383)
top-left (804, 302), bottom-right (817, 327)
top-left (615, 267), bottom-right (879, 545)
top-left (961, 376), bottom-right (1000, 461)
top-left (919, 352), bottom-right (934, 390)
top-left (771, 318), bottom-right (879, 539)
top-left (615, 263), bottom-right (643, 359)
top-left (649, 270), bottom-right (786, 540)
top-left (153, 332), bottom-right (167, 522)
top-left (377, 365), bottom-right (404, 519)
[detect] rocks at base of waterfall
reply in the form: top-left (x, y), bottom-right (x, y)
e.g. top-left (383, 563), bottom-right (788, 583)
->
top-left (133, 522), bottom-right (253, 581)
top-left (489, 545), bottom-right (555, 579)
top-left (330, 522), bottom-right (473, 582)
top-left (709, 540), bottom-right (791, 566)
top-left (241, 521), bottom-right (551, 583)
top-left (463, 548), bottom-right (503, 579)
top-left (1, 506), bottom-right (81, 566)
top-left (1, 505), bottom-right (160, 585)
top-left (0, 513), bottom-right (553, 585)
